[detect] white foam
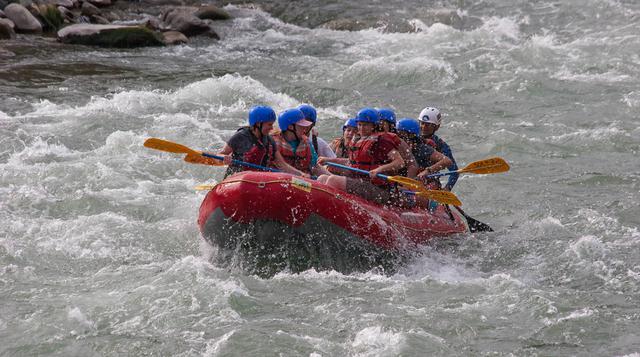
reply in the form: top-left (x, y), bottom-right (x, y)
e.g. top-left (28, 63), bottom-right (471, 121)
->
top-left (549, 125), bottom-right (628, 143)
top-left (476, 16), bottom-right (521, 42)
top-left (68, 307), bottom-right (96, 330)
top-left (623, 91), bottom-right (640, 108)
top-left (569, 235), bottom-right (607, 261)
top-left (203, 330), bottom-right (235, 357)
top-left (7, 137), bottom-right (79, 166)
top-left (351, 326), bottom-right (405, 356)
top-left (343, 55), bottom-right (457, 86)
top-left (552, 67), bottom-right (632, 83)
top-left (15, 74), bottom-right (299, 126)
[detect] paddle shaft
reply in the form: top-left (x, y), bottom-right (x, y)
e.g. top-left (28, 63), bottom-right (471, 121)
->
top-left (325, 162), bottom-right (391, 180)
top-left (201, 152), bottom-right (281, 173)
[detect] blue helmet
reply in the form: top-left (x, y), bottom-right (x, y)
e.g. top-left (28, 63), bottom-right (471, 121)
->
top-left (378, 108), bottom-right (396, 124)
top-left (298, 104), bottom-right (317, 124)
top-left (356, 108), bottom-right (379, 124)
top-left (278, 108), bottom-right (306, 131)
top-left (248, 106), bottom-right (276, 126)
top-left (397, 118), bottom-right (420, 136)
top-left (342, 118), bottom-right (357, 131)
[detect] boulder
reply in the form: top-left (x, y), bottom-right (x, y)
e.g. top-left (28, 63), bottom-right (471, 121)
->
top-left (81, 1), bottom-right (100, 17)
top-left (427, 8), bottom-right (462, 27)
top-left (161, 30), bottom-right (186, 45)
top-left (57, 6), bottom-right (74, 21)
top-left (4, 3), bottom-right (42, 33)
top-left (102, 11), bottom-right (120, 22)
top-left (58, 23), bottom-right (164, 47)
top-left (90, 14), bottom-right (108, 24)
top-left (0, 17), bottom-right (16, 39)
top-left (319, 18), bottom-right (371, 32)
top-left (47, 0), bottom-right (74, 8)
top-left (161, 8), bottom-right (210, 37)
top-left (194, 5), bottom-right (230, 21)
top-left (86, 0), bottom-right (111, 7)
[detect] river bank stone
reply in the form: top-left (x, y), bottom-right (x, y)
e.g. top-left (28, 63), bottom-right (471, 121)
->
top-left (47, 0), bottom-right (74, 9)
top-left (58, 23), bottom-right (164, 47)
top-left (81, 2), bottom-right (100, 17)
top-left (161, 30), bottom-right (187, 45)
top-left (0, 17), bottom-right (16, 39)
top-left (4, 3), bottom-right (43, 33)
top-left (195, 5), bottom-right (230, 21)
top-left (161, 7), bottom-right (209, 37)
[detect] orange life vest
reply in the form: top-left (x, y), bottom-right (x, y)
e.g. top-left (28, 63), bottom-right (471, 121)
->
top-left (274, 133), bottom-right (313, 174)
top-left (331, 137), bottom-right (349, 158)
top-left (349, 133), bottom-right (392, 186)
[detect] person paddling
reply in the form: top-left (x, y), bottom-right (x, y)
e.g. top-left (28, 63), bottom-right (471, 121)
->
top-left (298, 104), bottom-right (337, 159)
top-left (418, 107), bottom-right (459, 191)
top-left (377, 108), bottom-right (419, 178)
top-left (396, 118), bottom-right (452, 189)
top-left (274, 108), bottom-right (330, 177)
top-left (378, 108), bottom-right (397, 133)
top-left (218, 106), bottom-right (309, 179)
top-left (330, 118), bottom-right (357, 158)
top-left (318, 108), bottom-right (405, 205)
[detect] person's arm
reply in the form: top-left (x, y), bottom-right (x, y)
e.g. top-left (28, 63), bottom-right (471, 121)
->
top-left (417, 150), bottom-right (452, 180)
top-left (273, 150), bottom-right (309, 177)
top-left (318, 156), bottom-right (349, 165)
top-left (369, 150), bottom-right (404, 178)
top-left (312, 164), bottom-right (330, 177)
top-left (218, 144), bottom-right (233, 165)
top-left (438, 138), bottom-right (459, 190)
top-left (316, 137), bottom-right (336, 158)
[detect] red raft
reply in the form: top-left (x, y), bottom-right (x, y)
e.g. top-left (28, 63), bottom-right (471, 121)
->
top-left (198, 171), bottom-right (469, 276)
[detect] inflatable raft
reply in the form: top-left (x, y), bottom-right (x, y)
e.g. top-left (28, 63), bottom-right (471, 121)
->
top-left (198, 171), bottom-right (469, 276)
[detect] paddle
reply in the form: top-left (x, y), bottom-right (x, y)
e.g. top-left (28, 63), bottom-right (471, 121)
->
top-left (143, 138), bottom-right (281, 173)
top-left (426, 157), bottom-right (510, 178)
top-left (452, 206), bottom-right (493, 232)
top-left (325, 162), bottom-right (461, 206)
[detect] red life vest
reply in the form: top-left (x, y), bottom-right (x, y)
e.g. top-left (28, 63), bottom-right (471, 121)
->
top-left (379, 132), bottom-right (401, 149)
top-left (224, 127), bottom-right (276, 178)
top-left (274, 133), bottom-right (313, 174)
top-left (330, 137), bottom-right (349, 158)
top-left (349, 133), bottom-right (393, 186)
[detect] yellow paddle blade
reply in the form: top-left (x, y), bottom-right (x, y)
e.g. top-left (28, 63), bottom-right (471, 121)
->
top-left (414, 189), bottom-right (462, 206)
top-left (184, 153), bottom-right (224, 166)
top-left (194, 183), bottom-right (218, 191)
top-left (459, 157), bottom-right (510, 175)
top-left (386, 175), bottom-right (424, 190)
top-left (144, 138), bottom-right (199, 155)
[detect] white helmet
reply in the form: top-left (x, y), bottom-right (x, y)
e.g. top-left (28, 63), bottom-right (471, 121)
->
top-left (418, 107), bottom-right (441, 125)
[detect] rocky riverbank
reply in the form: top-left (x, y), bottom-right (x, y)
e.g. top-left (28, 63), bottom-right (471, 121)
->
top-left (0, 0), bottom-right (231, 48)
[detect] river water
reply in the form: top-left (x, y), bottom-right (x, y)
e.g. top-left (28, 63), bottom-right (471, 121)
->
top-left (1, 0), bottom-right (640, 355)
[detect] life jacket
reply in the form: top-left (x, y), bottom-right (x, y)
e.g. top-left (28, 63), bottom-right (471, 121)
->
top-left (274, 133), bottom-right (313, 174)
top-left (225, 127), bottom-right (276, 178)
top-left (331, 137), bottom-right (349, 158)
top-left (379, 132), bottom-right (401, 149)
top-left (311, 133), bottom-right (319, 154)
top-left (349, 133), bottom-right (393, 186)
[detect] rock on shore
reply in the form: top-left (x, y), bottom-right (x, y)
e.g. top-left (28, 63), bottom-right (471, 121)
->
top-left (57, 23), bottom-right (164, 47)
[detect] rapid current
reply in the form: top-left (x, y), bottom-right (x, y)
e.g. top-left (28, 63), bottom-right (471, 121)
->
top-left (1, 0), bottom-right (640, 355)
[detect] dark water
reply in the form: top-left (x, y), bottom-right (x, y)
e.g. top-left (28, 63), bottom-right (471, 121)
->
top-left (1, 0), bottom-right (639, 355)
